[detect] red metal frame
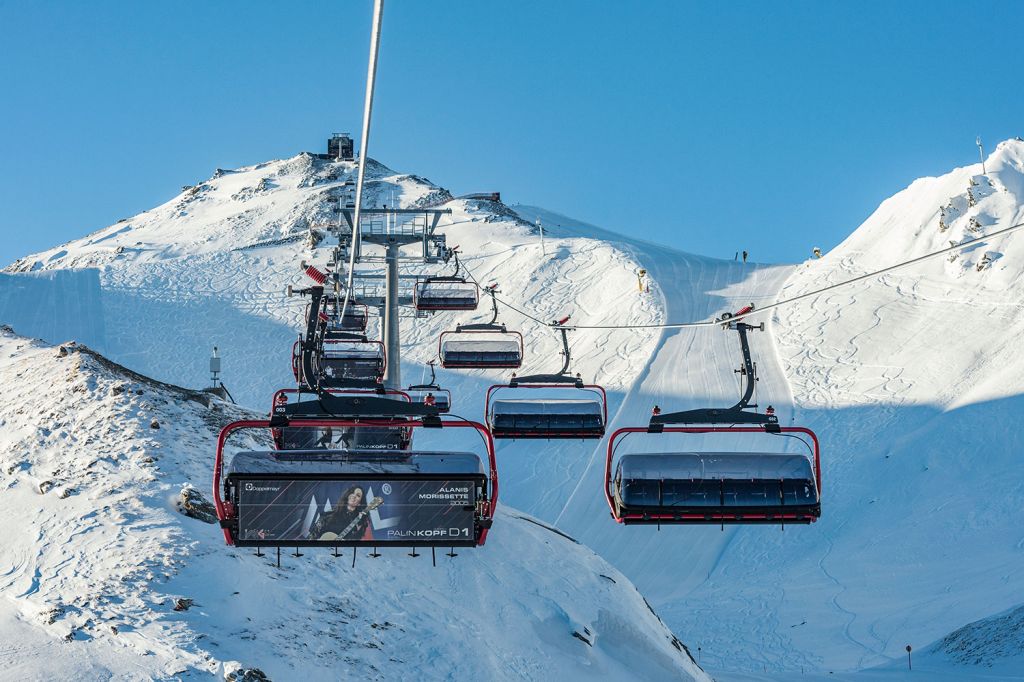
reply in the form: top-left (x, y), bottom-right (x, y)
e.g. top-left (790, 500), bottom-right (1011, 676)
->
top-left (213, 418), bottom-right (499, 546)
top-left (437, 329), bottom-right (524, 369)
top-left (603, 425), bottom-right (822, 524)
top-left (484, 383), bottom-right (608, 436)
top-left (414, 279), bottom-right (480, 311)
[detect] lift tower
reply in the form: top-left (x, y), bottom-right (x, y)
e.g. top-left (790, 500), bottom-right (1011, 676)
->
top-left (331, 205), bottom-right (452, 389)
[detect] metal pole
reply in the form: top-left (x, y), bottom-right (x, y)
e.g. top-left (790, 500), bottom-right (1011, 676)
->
top-left (340, 0), bottom-right (384, 323)
top-left (384, 239), bottom-right (401, 388)
top-left (537, 219), bottom-right (546, 256)
top-left (977, 136), bottom-right (986, 175)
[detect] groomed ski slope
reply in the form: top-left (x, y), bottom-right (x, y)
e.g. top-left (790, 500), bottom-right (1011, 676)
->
top-left (0, 328), bottom-right (708, 681)
top-left (4, 142), bottom-right (1024, 679)
top-left (526, 139), bottom-right (1024, 680)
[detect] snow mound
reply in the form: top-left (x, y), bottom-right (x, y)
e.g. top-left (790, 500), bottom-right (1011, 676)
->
top-left (0, 326), bottom-right (707, 681)
top-left (926, 603), bottom-right (1024, 670)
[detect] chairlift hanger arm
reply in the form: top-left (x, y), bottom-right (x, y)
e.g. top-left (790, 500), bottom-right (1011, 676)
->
top-left (481, 284), bottom-right (501, 326)
top-left (297, 287), bottom-right (326, 391)
top-left (407, 360), bottom-right (442, 391)
top-left (512, 319), bottom-right (576, 381)
top-left (650, 312), bottom-right (774, 428)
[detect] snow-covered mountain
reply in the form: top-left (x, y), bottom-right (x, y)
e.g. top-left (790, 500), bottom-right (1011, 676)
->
top-left (0, 327), bottom-right (707, 681)
top-left (3, 141), bottom-right (1024, 680)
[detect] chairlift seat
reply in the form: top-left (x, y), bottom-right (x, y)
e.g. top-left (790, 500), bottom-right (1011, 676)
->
top-left (225, 450), bottom-right (488, 547)
top-left (613, 452), bottom-right (820, 524)
top-left (490, 398), bottom-right (605, 439)
top-left (415, 280), bottom-right (479, 311)
top-left (440, 338), bottom-right (523, 369)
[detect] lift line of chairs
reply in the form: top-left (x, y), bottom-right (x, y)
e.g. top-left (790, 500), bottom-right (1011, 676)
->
top-left (213, 252), bottom-right (822, 561)
top-left (216, 262), bottom-right (495, 557)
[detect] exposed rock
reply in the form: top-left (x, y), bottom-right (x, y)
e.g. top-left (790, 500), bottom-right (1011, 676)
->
top-left (176, 486), bottom-right (217, 524)
top-left (226, 668), bottom-right (271, 682)
top-left (42, 605), bottom-right (64, 625)
top-left (150, 419), bottom-right (160, 430)
top-left (173, 598), bottom-right (193, 612)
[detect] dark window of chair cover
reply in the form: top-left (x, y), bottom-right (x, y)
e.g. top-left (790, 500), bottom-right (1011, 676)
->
top-left (321, 357), bottom-right (382, 380)
top-left (615, 452), bottom-right (818, 509)
top-left (491, 399), bottom-right (604, 433)
top-left (441, 339), bottom-right (521, 365)
top-left (279, 426), bottom-right (408, 451)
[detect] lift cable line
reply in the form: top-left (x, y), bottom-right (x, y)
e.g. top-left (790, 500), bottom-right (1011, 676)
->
top-left (451, 218), bottom-right (1024, 333)
top-left (339, 0), bottom-right (385, 326)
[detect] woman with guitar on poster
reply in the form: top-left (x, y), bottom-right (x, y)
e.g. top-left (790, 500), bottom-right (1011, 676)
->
top-left (311, 485), bottom-right (381, 541)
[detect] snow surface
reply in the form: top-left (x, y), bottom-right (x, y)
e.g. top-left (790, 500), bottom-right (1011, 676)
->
top-left (4, 141), bottom-right (1024, 679)
top-left (0, 328), bottom-right (706, 681)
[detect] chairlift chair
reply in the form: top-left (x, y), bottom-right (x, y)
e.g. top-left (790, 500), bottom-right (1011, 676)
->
top-left (213, 393), bottom-right (499, 548)
top-left (603, 306), bottom-right (822, 526)
top-left (406, 360), bottom-right (452, 413)
top-left (317, 336), bottom-right (387, 385)
top-left (413, 250), bottom-right (479, 311)
top-left (484, 321), bottom-right (607, 439)
top-left (437, 285), bottom-right (524, 369)
top-left (606, 428), bottom-right (821, 525)
top-left (305, 299), bottom-right (369, 334)
top-left (415, 278), bottom-right (480, 311)
top-left (319, 301), bottom-right (369, 334)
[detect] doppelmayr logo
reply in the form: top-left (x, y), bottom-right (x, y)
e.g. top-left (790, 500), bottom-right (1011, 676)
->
top-left (244, 483), bottom-right (280, 492)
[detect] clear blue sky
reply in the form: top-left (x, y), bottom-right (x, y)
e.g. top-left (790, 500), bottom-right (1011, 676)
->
top-left (2, 1), bottom-right (1023, 266)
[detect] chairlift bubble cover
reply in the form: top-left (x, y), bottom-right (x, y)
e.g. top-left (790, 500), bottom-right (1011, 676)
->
top-left (226, 450), bottom-right (486, 546)
top-left (440, 338), bottom-right (522, 366)
top-left (615, 452), bottom-right (819, 511)
top-left (491, 399), bottom-right (603, 416)
top-left (416, 280), bottom-right (479, 310)
top-left (278, 426), bottom-right (410, 450)
top-left (490, 398), bottom-right (605, 437)
top-left (320, 358), bottom-right (382, 381)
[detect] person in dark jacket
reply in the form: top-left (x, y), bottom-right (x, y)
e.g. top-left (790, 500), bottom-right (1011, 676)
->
top-left (311, 485), bottom-right (371, 540)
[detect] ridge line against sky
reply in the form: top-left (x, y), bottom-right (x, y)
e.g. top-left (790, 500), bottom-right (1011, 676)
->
top-left (2, 0), bottom-right (1023, 266)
